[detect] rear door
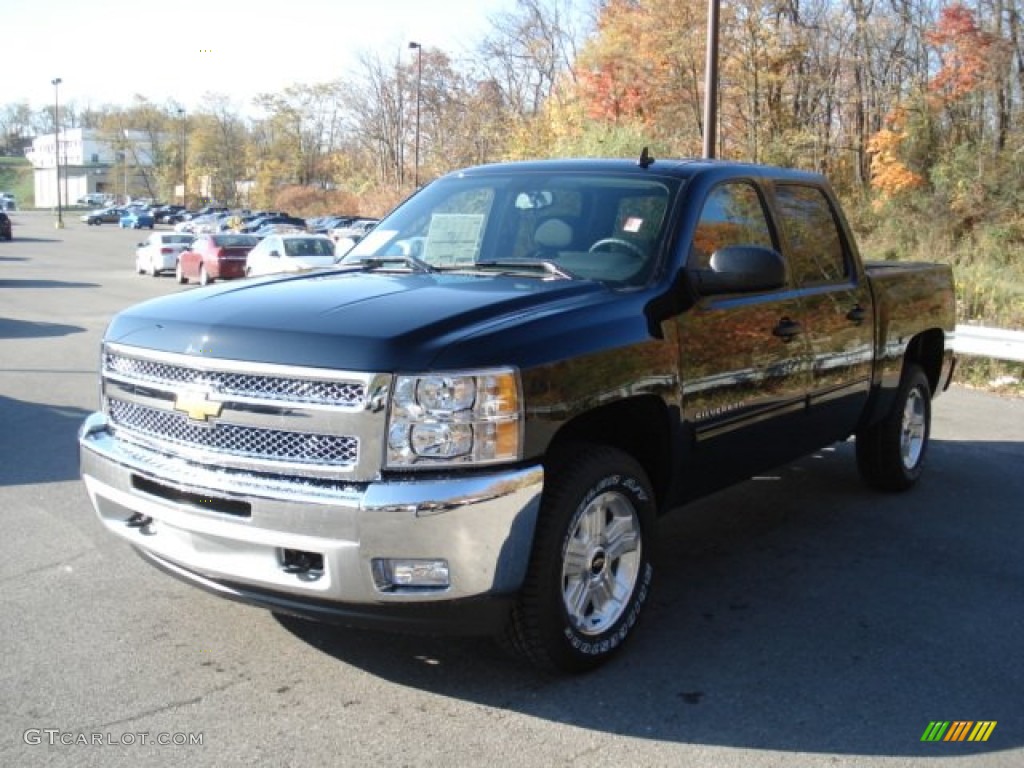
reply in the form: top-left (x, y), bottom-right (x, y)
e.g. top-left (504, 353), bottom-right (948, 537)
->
top-left (770, 183), bottom-right (874, 442)
top-left (676, 179), bottom-right (814, 499)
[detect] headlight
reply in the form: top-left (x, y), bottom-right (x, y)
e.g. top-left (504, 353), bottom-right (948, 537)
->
top-left (386, 368), bottom-right (522, 468)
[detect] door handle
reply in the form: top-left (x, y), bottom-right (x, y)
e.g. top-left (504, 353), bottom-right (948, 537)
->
top-left (772, 318), bottom-right (802, 341)
top-left (846, 305), bottom-right (866, 325)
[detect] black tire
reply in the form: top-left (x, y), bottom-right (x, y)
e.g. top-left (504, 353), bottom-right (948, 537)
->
top-left (504, 443), bottom-right (655, 673)
top-left (175, 260), bottom-right (187, 284)
top-left (856, 365), bottom-right (931, 492)
top-left (199, 264), bottom-right (211, 286)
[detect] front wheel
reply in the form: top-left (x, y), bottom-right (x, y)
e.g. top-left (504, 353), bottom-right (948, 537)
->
top-left (856, 365), bottom-right (932, 491)
top-left (504, 444), bottom-right (655, 673)
top-left (199, 265), bottom-right (211, 286)
top-left (175, 260), bottom-right (187, 284)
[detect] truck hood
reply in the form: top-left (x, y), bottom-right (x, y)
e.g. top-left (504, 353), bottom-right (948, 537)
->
top-left (105, 269), bottom-right (640, 371)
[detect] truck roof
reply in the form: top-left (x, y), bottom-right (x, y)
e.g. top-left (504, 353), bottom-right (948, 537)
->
top-left (448, 156), bottom-right (829, 186)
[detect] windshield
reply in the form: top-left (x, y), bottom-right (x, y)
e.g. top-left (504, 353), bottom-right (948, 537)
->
top-left (344, 171), bottom-right (680, 286)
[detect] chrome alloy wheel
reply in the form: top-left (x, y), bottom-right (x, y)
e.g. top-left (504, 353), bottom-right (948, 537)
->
top-left (900, 386), bottom-right (927, 470)
top-left (560, 490), bottom-right (642, 636)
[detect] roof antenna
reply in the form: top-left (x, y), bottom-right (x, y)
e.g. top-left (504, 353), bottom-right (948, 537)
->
top-left (638, 146), bottom-right (655, 169)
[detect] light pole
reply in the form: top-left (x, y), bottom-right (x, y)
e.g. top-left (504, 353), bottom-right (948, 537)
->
top-left (408, 41), bottom-right (422, 188)
top-left (51, 78), bottom-right (63, 228)
top-left (177, 108), bottom-right (187, 208)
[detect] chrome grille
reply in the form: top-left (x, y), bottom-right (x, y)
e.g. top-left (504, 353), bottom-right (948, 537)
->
top-left (104, 352), bottom-right (365, 406)
top-left (108, 399), bottom-right (358, 466)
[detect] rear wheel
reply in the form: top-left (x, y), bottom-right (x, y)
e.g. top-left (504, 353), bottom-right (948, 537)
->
top-left (175, 260), bottom-right (187, 284)
top-left (856, 365), bottom-right (931, 491)
top-left (504, 444), bottom-right (655, 673)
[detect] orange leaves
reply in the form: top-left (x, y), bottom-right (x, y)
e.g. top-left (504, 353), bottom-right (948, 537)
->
top-left (575, 0), bottom-right (706, 134)
top-left (867, 108), bottom-right (924, 205)
top-left (577, 66), bottom-right (648, 124)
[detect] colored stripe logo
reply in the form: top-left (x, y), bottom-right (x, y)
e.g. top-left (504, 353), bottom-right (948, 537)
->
top-left (921, 721), bottom-right (997, 742)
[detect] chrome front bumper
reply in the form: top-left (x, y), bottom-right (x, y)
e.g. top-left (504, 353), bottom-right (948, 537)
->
top-left (79, 413), bottom-right (543, 633)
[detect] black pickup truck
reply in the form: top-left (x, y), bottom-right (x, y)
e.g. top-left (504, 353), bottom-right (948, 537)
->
top-left (79, 157), bottom-right (956, 672)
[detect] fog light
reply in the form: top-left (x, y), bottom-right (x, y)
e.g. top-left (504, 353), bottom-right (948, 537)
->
top-left (372, 558), bottom-right (450, 591)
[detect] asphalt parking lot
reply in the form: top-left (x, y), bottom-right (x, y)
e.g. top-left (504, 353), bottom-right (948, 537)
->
top-left (1, 210), bottom-right (1022, 767)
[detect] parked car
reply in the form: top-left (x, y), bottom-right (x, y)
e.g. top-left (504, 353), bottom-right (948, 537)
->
top-left (152, 205), bottom-right (186, 223)
top-left (120, 210), bottom-right (155, 229)
top-left (0, 211), bottom-right (11, 240)
top-left (135, 232), bottom-right (195, 276)
top-left (174, 213), bottom-right (221, 234)
top-left (81, 207), bottom-right (127, 225)
top-left (245, 234), bottom-right (336, 277)
top-left (328, 217), bottom-right (378, 244)
top-left (251, 222), bottom-right (307, 239)
top-left (175, 233), bottom-right (260, 285)
top-left (241, 215), bottom-right (307, 234)
top-left (77, 193), bottom-right (109, 207)
top-left (1, 193), bottom-right (17, 211)
top-left (307, 215), bottom-right (355, 234)
top-left (167, 209), bottom-right (198, 224)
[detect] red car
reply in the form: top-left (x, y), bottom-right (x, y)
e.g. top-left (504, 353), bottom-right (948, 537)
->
top-left (176, 234), bottom-right (260, 285)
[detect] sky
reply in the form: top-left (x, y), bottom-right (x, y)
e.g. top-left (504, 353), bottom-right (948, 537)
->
top-left (3, 0), bottom-right (515, 115)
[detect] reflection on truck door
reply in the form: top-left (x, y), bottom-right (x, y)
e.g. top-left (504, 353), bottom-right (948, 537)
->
top-left (677, 180), bottom-right (814, 499)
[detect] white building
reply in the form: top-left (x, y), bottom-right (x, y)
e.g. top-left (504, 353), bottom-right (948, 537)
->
top-left (26, 128), bottom-right (157, 208)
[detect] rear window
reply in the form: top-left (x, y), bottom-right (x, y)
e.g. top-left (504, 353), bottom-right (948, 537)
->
top-left (213, 235), bottom-right (259, 247)
top-left (284, 238), bottom-right (334, 257)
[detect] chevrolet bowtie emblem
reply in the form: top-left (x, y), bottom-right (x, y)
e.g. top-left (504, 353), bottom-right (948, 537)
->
top-left (174, 390), bottom-right (223, 422)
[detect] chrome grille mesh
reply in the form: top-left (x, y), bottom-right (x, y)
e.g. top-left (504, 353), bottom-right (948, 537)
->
top-left (108, 399), bottom-right (358, 466)
top-left (104, 352), bottom-right (365, 406)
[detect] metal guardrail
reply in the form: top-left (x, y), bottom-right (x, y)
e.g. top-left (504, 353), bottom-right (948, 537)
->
top-left (954, 325), bottom-right (1024, 363)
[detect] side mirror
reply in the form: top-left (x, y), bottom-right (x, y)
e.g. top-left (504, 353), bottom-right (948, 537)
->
top-left (269, 250), bottom-right (281, 258)
top-left (693, 245), bottom-right (786, 295)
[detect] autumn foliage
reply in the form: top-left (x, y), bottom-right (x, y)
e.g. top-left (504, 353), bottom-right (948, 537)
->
top-left (925, 4), bottom-right (996, 105)
top-left (867, 108), bottom-right (924, 205)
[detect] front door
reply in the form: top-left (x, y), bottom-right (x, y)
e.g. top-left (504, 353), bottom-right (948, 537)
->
top-left (676, 180), bottom-right (813, 500)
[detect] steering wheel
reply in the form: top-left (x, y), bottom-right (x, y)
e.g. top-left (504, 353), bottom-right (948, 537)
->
top-left (588, 237), bottom-right (647, 259)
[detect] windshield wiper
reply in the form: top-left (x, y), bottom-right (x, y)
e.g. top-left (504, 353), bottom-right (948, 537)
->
top-left (473, 259), bottom-right (575, 280)
top-left (350, 255), bottom-right (437, 273)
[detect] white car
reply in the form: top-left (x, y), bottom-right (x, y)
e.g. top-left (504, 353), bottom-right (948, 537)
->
top-left (245, 234), bottom-right (336, 277)
top-left (135, 232), bottom-right (195, 276)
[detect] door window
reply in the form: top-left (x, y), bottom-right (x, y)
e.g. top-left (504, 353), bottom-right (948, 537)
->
top-left (774, 185), bottom-right (849, 286)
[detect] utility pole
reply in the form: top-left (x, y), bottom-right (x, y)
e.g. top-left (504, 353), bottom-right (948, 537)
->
top-left (702, 0), bottom-right (721, 159)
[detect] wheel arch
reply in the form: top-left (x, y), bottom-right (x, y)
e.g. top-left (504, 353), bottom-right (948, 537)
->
top-left (544, 395), bottom-right (673, 514)
top-left (904, 328), bottom-right (945, 396)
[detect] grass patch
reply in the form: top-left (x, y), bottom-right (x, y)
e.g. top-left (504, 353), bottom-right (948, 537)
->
top-left (0, 157), bottom-right (34, 208)
top-left (954, 357), bottom-right (1024, 398)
